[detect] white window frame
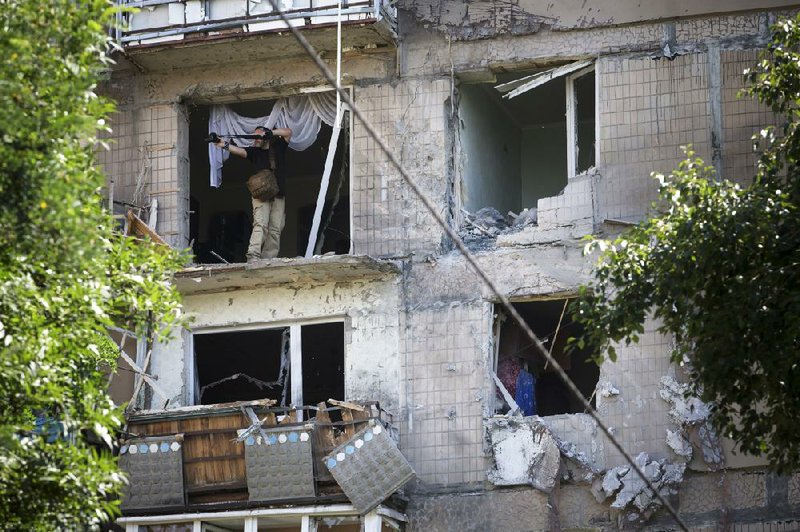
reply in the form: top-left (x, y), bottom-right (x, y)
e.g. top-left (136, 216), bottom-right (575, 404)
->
top-left (494, 59), bottom-right (598, 180)
top-left (565, 64), bottom-right (597, 178)
top-left (187, 317), bottom-right (347, 408)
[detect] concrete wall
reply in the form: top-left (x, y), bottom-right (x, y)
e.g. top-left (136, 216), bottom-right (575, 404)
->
top-left (521, 124), bottom-right (568, 206)
top-left (399, 0), bottom-right (799, 39)
top-left (351, 79), bottom-right (451, 257)
top-left (149, 276), bottom-right (403, 410)
top-left (458, 84), bottom-right (522, 214)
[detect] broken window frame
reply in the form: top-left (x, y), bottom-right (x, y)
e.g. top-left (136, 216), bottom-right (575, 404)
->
top-left (186, 316), bottom-right (347, 408)
top-left (565, 63), bottom-right (597, 178)
top-left (495, 59), bottom-right (597, 180)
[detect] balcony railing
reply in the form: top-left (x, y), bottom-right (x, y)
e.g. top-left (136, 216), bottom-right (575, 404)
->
top-left (113, 0), bottom-right (397, 47)
top-left (119, 399), bottom-right (412, 514)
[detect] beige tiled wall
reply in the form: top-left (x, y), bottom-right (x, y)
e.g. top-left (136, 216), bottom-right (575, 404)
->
top-left (721, 49), bottom-right (779, 185)
top-left (399, 302), bottom-right (491, 485)
top-left (352, 79), bottom-right (451, 257)
top-left (598, 53), bottom-right (714, 223)
top-left (98, 103), bottom-right (188, 248)
top-left (595, 319), bottom-right (675, 467)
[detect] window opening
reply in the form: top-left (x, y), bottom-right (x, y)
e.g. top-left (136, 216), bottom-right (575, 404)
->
top-left (494, 299), bottom-right (598, 416)
top-left (194, 328), bottom-right (289, 405)
top-left (193, 322), bottom-right (345, 407)
top-left (188, 98), bottom-right (351, 264)
top-left (457, 61), bottom-right (595, 215)
top-left (302, 323), bottom-right (345, 407)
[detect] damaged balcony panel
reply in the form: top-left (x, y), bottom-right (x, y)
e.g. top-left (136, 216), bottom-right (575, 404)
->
top-left (126, 400), bottom-right (277, 506)
top-left (324, 421), bottom-right (415, 515)
top-left (485, 417), bottom-right (561, 492)
top-left (122, 401), bottom-right (405, 511)
top-left (114, 0), bottom-right (397, 70)
top-left (244, 424), bottom-right (316, 501)
top-left (119, 435), bottom-right (186, 510)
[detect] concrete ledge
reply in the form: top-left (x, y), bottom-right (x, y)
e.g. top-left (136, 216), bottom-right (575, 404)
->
top-left (176, 255), bottom-right (401, 294)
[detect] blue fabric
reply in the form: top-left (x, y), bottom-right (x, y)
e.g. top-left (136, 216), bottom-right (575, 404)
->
top-left (515, 369), bottom-right (537, 416)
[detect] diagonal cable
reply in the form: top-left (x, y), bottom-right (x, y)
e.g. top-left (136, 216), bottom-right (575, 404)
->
top-left (263, 2), bottom-right (689, 528)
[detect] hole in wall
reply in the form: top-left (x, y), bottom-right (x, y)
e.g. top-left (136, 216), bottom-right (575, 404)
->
top-left (457, 65), bottom-right (595, 216)
top-left (494, 299), bottom-right (599, 416)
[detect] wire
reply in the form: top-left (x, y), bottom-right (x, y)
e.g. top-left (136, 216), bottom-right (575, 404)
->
top-left (263, 2), bottom-right (689, 528)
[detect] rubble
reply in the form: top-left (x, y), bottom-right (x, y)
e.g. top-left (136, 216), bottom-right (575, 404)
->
top-left (556, 438), bottom-right (599, 484)
top-left (665, 429), bottom-right (693, 459)
top-left (510, 207), bottom-right (538, 228)
top-left (592, 452), bottom-right (686, 524)
top-left (486, 416), bottom-right (561, 493)
top-left (659, 376), bottom-right (724, 469)
top-left (659, 376), bottom-right (711, 424)
top-left (459, 207), bottom-right (539, 250)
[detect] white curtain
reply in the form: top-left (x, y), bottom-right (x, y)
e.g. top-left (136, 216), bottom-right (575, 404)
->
top-left (208, 91), bottom-right (338, 187)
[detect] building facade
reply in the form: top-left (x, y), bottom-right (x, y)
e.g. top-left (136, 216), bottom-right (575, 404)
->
top-left (101, 1), bottom-right (800, 530)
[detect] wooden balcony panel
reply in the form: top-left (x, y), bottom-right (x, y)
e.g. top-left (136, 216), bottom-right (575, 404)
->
top-left (122, 400), bottom-right (396, 511)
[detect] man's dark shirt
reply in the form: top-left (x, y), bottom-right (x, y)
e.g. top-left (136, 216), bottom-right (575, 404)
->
top-left (244, 137), bottom-right (289, 197)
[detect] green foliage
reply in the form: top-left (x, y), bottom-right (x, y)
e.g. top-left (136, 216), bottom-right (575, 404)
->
top-left (572, 17), bottom-right (800, 473)
top-left (0, 0), bottom-right (185, 528)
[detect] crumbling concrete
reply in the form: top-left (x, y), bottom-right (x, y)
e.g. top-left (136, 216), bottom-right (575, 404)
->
top-left (597, 381), bottom-right (620, 398)
top-left (659, 376), bottom-right (724, 469)
top-left (592, 451), bottom-right (686, 525)
top-left (485, 416), bottom-right (561, 492)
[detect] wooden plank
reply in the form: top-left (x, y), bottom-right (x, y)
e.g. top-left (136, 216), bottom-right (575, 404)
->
top-left (341, 409), bottom-right (356, 440)
top-left (126, 209), bottom-right (169, 246)
top-left (279, 409), bottom-right (298, 425)
top-left (327, 398), bottom-right (366, 412)
top-left (312, 402), bottom-right (336, 482)
top-left (134, 427), bottom-right (239, 438)
top-left (261, 411), bottom-right (277, 427)
top-left (313, 402), bottom-right (336, 449)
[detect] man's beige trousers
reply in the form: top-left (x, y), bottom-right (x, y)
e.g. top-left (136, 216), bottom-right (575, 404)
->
top-left (247, 196), bottom-right (285, 260)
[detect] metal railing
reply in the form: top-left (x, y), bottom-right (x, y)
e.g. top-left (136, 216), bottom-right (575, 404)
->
top-left (112, 0), bottom-right (396, 46)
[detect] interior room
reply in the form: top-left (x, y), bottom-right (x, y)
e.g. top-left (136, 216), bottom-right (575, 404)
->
top-left (495, 299), bottom-right (599, 416)
top-left (193, 323), bottom-right (345, 407)
top-left (458, 67), bottom-right (595, 215)
top-left (189, 99), bottom-right (350, 264)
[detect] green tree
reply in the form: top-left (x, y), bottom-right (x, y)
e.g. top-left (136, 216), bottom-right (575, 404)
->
top-left (572, 17), bottom-right (800, 473)
top-left (0, 0), bottom-right (185, 528)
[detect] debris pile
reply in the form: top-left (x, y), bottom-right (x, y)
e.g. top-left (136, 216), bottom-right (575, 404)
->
top-left (459, 207), bottom-right (537, 250)
top-left (592, 452), bottom-right (686, 524)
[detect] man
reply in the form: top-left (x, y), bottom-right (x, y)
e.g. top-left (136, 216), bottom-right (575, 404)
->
top-left (215, 126), bottom-right (292, 261)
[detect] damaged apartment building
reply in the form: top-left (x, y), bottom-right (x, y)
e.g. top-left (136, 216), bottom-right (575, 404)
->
top-left (100, 0), bottom-right (800, 530)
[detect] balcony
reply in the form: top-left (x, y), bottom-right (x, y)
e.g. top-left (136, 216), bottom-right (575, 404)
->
top-left (113, 0), bottom-right (397, 70)
top-left (119, 400), bottom-right (413, 516)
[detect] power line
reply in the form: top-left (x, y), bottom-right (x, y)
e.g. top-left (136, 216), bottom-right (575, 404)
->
top-left (263, 3), bottom-right (689, 528)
